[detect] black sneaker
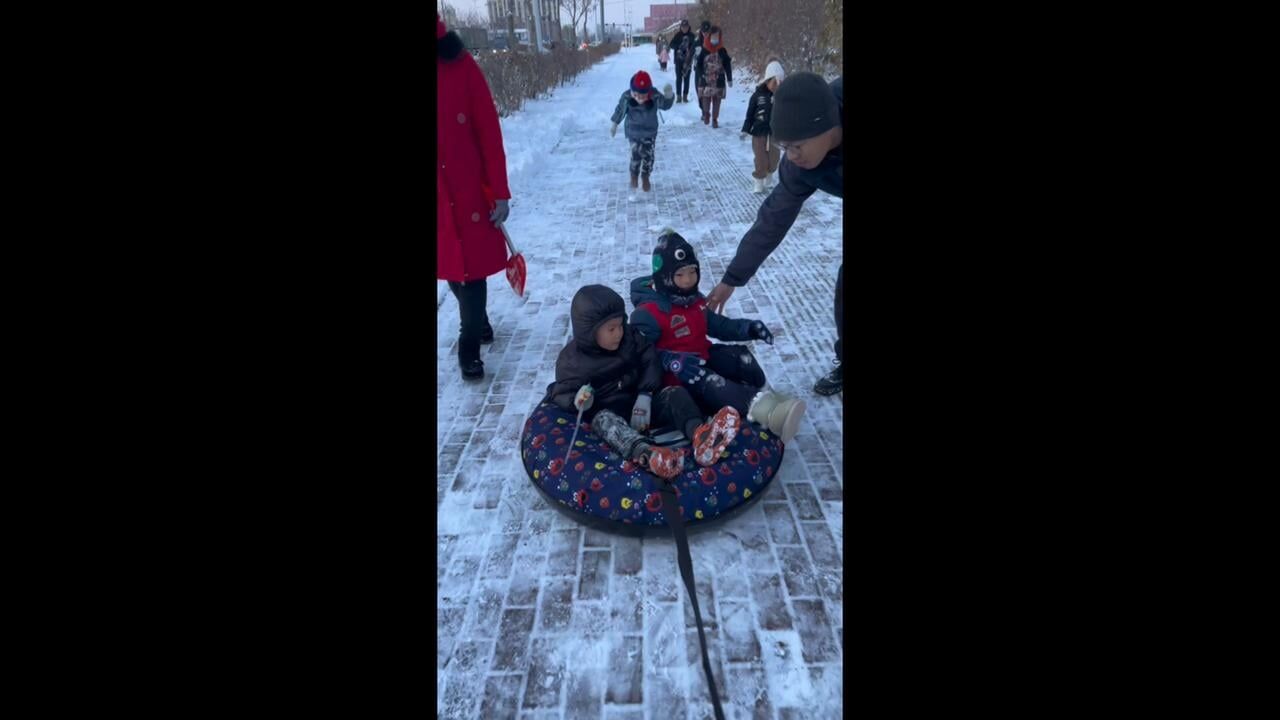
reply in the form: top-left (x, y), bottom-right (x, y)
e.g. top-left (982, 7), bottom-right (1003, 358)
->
top-left (481, 324), bottom-right (494, 344)
top-left (813, 360), bottom-right (842, 396)
top-left (461, 358), bottom-right (484, 381)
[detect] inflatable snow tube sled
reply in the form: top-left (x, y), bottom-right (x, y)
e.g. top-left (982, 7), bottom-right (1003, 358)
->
top-left (521, 402), bottom-right (785, 536)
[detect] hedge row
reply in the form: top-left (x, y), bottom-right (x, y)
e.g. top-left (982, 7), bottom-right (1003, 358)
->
top-left (474, 44), bottom-right (621, 118)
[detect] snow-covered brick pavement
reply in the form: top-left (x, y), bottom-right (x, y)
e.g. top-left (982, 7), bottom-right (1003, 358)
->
top-left (439, 46), bottom-right (843, 720)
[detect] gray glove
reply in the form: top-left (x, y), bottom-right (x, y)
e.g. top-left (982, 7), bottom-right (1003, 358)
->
top-left (489, 199), bottom-right (509, 226)
top-left (610, 122), bottom-right (618, 138)
top-left (630, 392), bottom-right (652, 431)
top-left (663, 83), bottom-right (673, 97)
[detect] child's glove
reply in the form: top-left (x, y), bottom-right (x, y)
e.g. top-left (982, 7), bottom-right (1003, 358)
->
top-left (610, 122), bottom-right (618, 138)
top-left (660, 351), bottom-right (707, 385)
top-left (739, 133), bottom-right (747, 141)
top-left (663, 83), bottom-right (673, 96)
top-left (630, 392), bottom-right (652, 431)
top-left (574, 384), bottom-right (595, 411)
top-left (748, 320), bottom-right (774, 345)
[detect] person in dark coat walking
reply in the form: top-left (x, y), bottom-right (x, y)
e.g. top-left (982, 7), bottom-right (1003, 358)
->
top-left (741, 60), bottom-right (785, 193)
top-left (706, 72), bottom-right (845, 396)
top-left (544, 285), bottom-right (743, 478)
top-left (692, 20), bottom-right (711, 114)
top-left (437, 14), bottom-right (512, 382)
top-left (667, 20), bottom-right (697, 103)
top-left (694, 26), bottom-right (732, 127)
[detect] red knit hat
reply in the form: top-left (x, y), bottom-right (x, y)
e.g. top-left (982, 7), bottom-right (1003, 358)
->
top-left (630, 70), bottom-right (653, 94)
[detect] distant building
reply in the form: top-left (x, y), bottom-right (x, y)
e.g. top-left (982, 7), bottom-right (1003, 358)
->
top-left (485, 0), bottom-right (562, 41)
top-left (440, 3), bottom-right (459, 28)
top-left (643, 3), bottom-right (690, 33)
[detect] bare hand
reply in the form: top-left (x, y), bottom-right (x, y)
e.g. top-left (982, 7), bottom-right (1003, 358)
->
top-left (706, 283), bottom-right (735, 315)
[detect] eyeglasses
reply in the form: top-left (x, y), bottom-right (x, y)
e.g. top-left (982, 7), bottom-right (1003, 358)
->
top-left (775, 140), bottom-right (806, 153)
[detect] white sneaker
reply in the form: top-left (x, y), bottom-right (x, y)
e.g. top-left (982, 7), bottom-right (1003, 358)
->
top-left (753, 176), bottom-right (765, 194)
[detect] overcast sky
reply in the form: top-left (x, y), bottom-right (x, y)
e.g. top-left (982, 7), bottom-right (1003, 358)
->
top-left (441, 0), bottom-right (701, 29)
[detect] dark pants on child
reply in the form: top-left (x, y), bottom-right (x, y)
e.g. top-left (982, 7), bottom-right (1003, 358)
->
top-left (593, 385), bottom-right (704, 460)
top-left (448, 278), bottom-right (490, 363)
top-left (629, 139), bottom-right (655, 177)
top-left (686, 344), bottom-right (768, 417)
top-left (675, 61), bottom-right (691, 98)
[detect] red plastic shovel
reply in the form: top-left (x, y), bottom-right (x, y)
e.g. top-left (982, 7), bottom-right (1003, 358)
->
top-left (482, 184), bottom-right (527, 298)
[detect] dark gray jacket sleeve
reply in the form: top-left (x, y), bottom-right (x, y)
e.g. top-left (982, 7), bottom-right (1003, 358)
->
top-left (721, 162), bottom-right (817, 286)
top-left (610, 93), bottom-right (628, 125)
top-left (548, 351), bottom-right (584, 413)
top-left (705, 309), bottom-right (752, 341)
top-left (637, 339), bottom-right (663, 394)
top-left (630, 307), bottom-right (662, 345)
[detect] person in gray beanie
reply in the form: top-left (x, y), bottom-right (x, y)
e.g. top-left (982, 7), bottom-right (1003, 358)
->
top-left (706, 71), bottom-right (845, 397)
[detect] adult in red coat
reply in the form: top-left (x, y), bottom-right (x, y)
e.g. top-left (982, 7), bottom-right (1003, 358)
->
top-left (438, 14), bottom-right (512, 381)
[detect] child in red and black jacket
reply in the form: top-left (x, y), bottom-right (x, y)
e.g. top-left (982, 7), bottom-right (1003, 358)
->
top-left (629, 230), bottom-right (807, 443)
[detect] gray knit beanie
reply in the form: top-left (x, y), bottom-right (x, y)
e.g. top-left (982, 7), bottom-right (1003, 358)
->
top-left (770, 72), bottom-right (840, 142)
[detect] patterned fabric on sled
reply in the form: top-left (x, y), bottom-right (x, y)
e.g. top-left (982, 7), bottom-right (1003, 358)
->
top-left (521, 402), bottom-right (784, 533)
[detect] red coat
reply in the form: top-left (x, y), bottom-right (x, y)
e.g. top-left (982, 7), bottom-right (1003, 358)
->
top-left (437, 47), bottom-right (511, 283)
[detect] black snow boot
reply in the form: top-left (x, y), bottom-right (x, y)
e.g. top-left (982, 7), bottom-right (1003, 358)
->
top-left (813, 359), bottom-right (842, 396)
top-left (461, 357), bottom-right (485, 381)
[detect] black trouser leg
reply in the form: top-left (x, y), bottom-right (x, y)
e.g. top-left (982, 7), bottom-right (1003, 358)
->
top-left (687, 375), bottom-right (762, 418)
top-left (706, 344), bottom-right (767, 389)
top-left (448, 278), bottom-right (488, 363)
top-left (834, 262), bottom-right (843, 362)
top-left (675, 62), bottom-right (690, 97)
top-left (654, 386), bottom-right (704, 441)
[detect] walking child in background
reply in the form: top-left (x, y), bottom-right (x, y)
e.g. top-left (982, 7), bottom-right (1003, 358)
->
top-left (610, 71), bottom-right (675, 193)
top-left (741, 59), bottom-right (785, 193)
top-left (695, 26), bottom-right (733, 128)
top-left (544, 285), bottom-right (744, 479)
top-left (658, 42), bottom-right (669, 71)
top-left (630, 231), bottom-right (807, 443)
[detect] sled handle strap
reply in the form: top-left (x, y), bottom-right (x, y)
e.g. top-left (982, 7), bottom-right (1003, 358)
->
top-left (658, 482), bottom-right (726, 720)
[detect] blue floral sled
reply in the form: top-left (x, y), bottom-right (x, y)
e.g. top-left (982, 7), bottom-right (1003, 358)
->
top-left (521, 402), bottom-right (784, 534)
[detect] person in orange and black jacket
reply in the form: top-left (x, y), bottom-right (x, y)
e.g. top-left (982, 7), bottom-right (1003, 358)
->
top-left (694, 25), bottom-right (732, 128)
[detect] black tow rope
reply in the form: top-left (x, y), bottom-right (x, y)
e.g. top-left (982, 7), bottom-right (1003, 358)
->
top-left (657, 480), bottom-right (726, 720)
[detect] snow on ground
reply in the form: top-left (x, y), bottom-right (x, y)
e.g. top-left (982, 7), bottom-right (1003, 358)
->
top-left (439, 46), bottom-right (843, 720)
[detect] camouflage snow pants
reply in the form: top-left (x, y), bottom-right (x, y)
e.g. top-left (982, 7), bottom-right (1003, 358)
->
top-left (629, 138), bottom-right (655, 177)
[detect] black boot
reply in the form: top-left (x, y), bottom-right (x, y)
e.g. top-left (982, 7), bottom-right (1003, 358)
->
top-left (461, 357), bottom-right (485, 381)
top-left (813, 359), bottom-right (842, 396)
